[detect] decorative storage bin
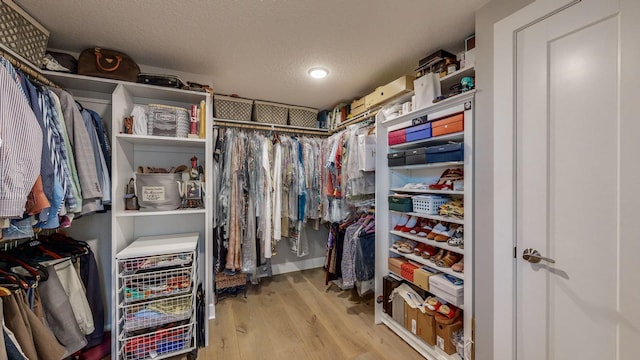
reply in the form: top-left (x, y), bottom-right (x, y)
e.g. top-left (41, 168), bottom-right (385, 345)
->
top-left (147, 104), bottom-right (190, 138)
top-left (412, 195), bottom-right (448, 215)
top-left (425, 143), bottom-right (464, 163)
top-left (288, 105), bottom-right (318, 128)
top-left (387, 152), bottom-right (405, 167)
top-left (213, 94), bottom-right (253, 121)
top-left (122, 294), bottom-right (193, 333)
top-left (431, 112), bottom-right (464, 137)
top-left (389, 195), bottom-right (413, 212)
top-left (135, 173), bottom-right (182, 211)
top-left (0, 1), bottom-right (49, 67)
top-left (122, 266), bottom-right (193, 303)
top-left (406, 123), bottom-right (432, 142)
top-left (405, 147), bottom-right (428, 165)
top-left (254, 100), bottom-right (288, 125)
top-left (388, 128), bottom-right (407, 145)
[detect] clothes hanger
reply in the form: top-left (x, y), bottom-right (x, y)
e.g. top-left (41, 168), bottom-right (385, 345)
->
top-left (0, 251), bottom-right (48, 282)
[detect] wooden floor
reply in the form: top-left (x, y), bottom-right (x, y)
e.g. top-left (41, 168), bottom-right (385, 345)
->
top-left (198, 267), bottom-right (423, 360)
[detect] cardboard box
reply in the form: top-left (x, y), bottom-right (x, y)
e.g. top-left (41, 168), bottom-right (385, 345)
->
top-left (413, 267), bottom-right (440, 291)
top-left (404, 303), bottom-right (419, 335)
top-left (418, 310), bottom-right (437, 346)
top-left (401, 262), bottom-right (419, 282)
top-left (365, 75), bottom-right (415, 109)
top-left (436, 318), bottom-right (463, 355)
top-left (388, 257), bottom-right (408, 276)
top-left (351, 97), bottom-right (367, 117)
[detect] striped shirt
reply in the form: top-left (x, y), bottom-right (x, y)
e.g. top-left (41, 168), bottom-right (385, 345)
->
top-left (0, 62), bottom-right (43, 218)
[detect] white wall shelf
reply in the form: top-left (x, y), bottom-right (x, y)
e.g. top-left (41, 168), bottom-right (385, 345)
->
top-left (115, 134), bottom-right (206, 147)
top-left (390, 230), bottom-right (464, 255)
top-left (115, 209), bottom-right (206, 217)
top-left (389, 248), bottom-right (464, 280)
top-left (390, 210), bottom-right (465, 225)
top-left (390, 161), bottom-right (464, 171)
top-left (391, 188), bottom-right (464, 195)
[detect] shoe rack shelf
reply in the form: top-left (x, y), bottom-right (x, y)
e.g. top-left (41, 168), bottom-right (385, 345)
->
top-left (390, 230), bottom-right (464, 256)
top-left (387, 270), bottom-right (465, 311)
top-left (375, 91), bottom-right (474, 360)
top-left (391, 188), bottom-right (465, 195)
top-left (389, 210), bottom-right (465, 225)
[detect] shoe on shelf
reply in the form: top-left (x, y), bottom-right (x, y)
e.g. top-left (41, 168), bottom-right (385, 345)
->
top-left (397, 240), bottom-right (417, 254)
top-left (428, 222), bottom-right (450, 241)
top-left (451, 257), bottom-right (464, 273)
top-left (436, 251), bottom-right (462, 268)
top-left (414, 243), bottom-right (428, 256)
top-left (430, 248), bottom-right (446, 263)
top-left (393, 214), bottom-right (410, 231)
top-left (411, 218), bottom-right (429, 235)
top-left (400, 216), bottom-right (419, 232)
top-left (434, 223), bottom-right (458, 242)
top-left (447, 225), bottom-right (464, 247)
top-left (421, 245), bottom-right (437, 258)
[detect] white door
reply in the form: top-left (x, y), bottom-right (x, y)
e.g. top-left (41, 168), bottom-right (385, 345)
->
top-left (513, 0), bottom-right (639, 359)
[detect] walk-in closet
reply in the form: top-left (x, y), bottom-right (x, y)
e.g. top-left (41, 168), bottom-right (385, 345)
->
top-left (2, 0), bottom-right (640, 360)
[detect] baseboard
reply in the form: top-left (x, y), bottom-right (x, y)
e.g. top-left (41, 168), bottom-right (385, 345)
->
top-left (271, 256), bottom-right (325, 275)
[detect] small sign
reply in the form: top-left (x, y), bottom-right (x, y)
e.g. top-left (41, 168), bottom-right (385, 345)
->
top-left (141, 186), bottom-right (165, 202)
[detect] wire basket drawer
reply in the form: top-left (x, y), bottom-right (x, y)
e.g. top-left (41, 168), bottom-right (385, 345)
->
top-left (122, 294), bottom-right (193, 333)
top-left (254, 100), bottom-right (288, 125)
top-left (412, 195), bottom-right (448, 215)
top-left (119, 252), bottom-right (193, 276)
top-left (213, 94), bottom-right (253, 121)
top-left (121, 322), bottom-right (194, 360)
top-left (0, 1), bottom-right (49, 67)
top-left (289, 105), bottom-right (318, 128)
top-left (122, 267), bottom-right (193, 303)
top-left (147, 104), bottom-right (190, 138)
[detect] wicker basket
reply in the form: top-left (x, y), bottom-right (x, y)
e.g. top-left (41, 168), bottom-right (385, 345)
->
top-left (289, 105), bottom-right (319, 128)
top-left (0, 0), bottom-right (49, 67)
top-left (215, 272), bottom-right (246, 289)
top-left (254, 100), bottom-right (288, 125)
top-left (213, 94), bottom-right (253, 121)
top-left (147, 104), bottom-right (190, 138)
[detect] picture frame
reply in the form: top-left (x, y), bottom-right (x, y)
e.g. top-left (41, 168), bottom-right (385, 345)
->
top-left (184, 180), bottom-right (201, 200)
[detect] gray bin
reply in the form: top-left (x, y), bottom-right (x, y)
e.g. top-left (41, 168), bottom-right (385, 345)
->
top-left (135, 173), bottom-right (182, 211)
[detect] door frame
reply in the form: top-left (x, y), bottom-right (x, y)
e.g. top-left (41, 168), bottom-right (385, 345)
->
top-left (492, 1), bottom-right (579, 359)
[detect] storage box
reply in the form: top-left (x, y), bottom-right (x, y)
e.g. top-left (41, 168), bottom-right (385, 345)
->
top-left (406, 123), bottom-right (432, 143)
top-left (365, 75), bottom-right (415, 109)
top-left (412, 195), bottom-right (448, 215)
top-left (425, 143), bottom-right (464, 163)
top-left (436, 317), bottom-right (463, 355)
top-left (288, 105), bottom-right (318, 128)
top-left (351, 97), bottom-right (366, 117)
top-left (388, 128), bottom-right (407, 145)
top-left (405, 147), bottom-right (428, 165)
top-left (388, 196), bottom-right (413, 212)
top-left (391, 292), bottom-right (405, 325)
top-left (254, 100), bottom-right (288, 125)
top-left (413, 267), bottom-right (440, 291)
top-left (358, 134), bottom-right (376, 171)
top-left (388, 257), bottom-right (407, 276)
top-left (147, 104), bottom-right (190, 138)
top-left (404, 303), bottom-right (419, 335)
top-left (416, 50), bottom-right (457, 72)
top-left (0, 0), bottom-right (49, 67)
top-left (417, 310), bottom-right (437, 346)
top-left (135, 173), bottom-right (182, 211)
top-left (431, 113), bottom-right (464, 137)
top-left (387, 152), bottom-right (405, 167)
top-left (383, 275), bottom-right (403, 316)
top-left (401, 262), bottom-right (419, 282)
top-left (413, 73), bottom-right (441, 110)
top-left (429, 274), bottom-right (464, 307)
top-left (213, 95), bottom-right (253, 121)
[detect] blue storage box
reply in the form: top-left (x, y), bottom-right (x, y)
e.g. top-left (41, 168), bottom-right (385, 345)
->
top-left (426, 143), bottom-right (464, 163)
top-left (406, 123), bottom-right (432, 142)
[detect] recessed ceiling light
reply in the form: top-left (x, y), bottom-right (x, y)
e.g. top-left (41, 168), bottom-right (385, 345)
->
top-left (308, 67), bottom-right (329, 79)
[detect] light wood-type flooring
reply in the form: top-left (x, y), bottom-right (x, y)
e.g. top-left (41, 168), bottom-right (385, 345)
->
top-left (198, 267), bottom-right (422, 359)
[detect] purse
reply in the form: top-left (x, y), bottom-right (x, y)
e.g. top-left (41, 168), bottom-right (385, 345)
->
top-left (78, 47), bottom-right (140, 82)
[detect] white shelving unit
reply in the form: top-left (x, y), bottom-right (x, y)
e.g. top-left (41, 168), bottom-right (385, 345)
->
top-left (42, 71), bottom-right (214, 358)
top-left (375, 90), bottom-right (475, 360)
top-left (115, 233), bottom-right (199, 360)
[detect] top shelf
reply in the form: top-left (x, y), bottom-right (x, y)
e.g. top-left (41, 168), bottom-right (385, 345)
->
top-left (381, 90), bottom-right (475, 128)
top-left (116, 134), bottom-right (206, 148)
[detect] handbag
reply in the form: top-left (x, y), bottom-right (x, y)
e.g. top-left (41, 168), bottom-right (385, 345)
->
top-left (78, 47), bottom-right (140, 82)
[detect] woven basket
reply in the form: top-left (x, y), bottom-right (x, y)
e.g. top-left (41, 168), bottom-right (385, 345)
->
top-left (254, 100), bottom-right (288, 125)
top-left (215, 272), bottom-right (247, 289)
top-left (147, 104), bottom-right (190, 138)
top-left (213, 95), bottom-right (253, 121)
top-left (289, 105), bottom-right (319, 128)
top-left (0, 1), bottom-right (49, 67)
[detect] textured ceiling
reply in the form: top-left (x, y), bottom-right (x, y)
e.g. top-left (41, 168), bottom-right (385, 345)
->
top-left (15, 0), bottom-right (488, 110)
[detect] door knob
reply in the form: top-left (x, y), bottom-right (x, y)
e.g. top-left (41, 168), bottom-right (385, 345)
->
top-left (522, 248), bottom-right (555, 264)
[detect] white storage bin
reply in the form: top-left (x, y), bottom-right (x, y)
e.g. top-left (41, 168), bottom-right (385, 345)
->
top-left (429, 274), bottom-right (463, 307)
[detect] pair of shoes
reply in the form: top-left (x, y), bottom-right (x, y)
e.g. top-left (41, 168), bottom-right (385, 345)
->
top-left (447, 225), bottom-right (464, 247)
top-left (414, 243), bottom-right (437, 258)
top-left (427, 222), bottom-right (459, 242)
top-left (433, 250), bottom-right (462, 269)
top-left (424, 296), bottom-right (461, 320)
top-left (396, 239), bottom-right (417, 254)
top-left (429, 168), bottom-right (464, 190)
top-left (394, 214), bottom-right (419, 232)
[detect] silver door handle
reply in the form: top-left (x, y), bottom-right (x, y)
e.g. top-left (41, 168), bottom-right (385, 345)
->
top-left (522, 248), bottom-right (556, 264)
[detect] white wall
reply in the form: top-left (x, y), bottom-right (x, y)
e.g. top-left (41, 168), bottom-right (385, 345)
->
top-left (473, 0), bottom-right (534, 358)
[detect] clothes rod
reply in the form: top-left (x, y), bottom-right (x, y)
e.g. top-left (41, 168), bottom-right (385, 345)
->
top-left (213, 120), bottom-right (330, 136)
top-left (330, 109), bottom-right (379, 134)
top-left (0, 46), bottom-right (58, 88)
